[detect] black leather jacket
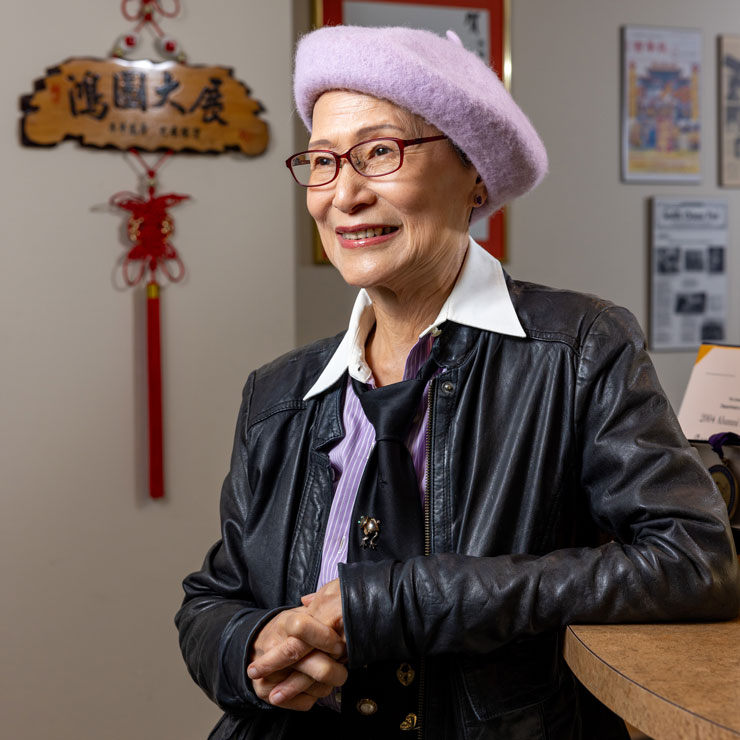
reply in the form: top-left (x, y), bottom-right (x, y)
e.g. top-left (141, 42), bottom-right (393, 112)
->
top-left (176, 278), bottom-right (739, 740)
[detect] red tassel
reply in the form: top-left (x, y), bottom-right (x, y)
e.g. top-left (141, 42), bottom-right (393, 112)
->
top-left (147, 280), bottom-right (164, 498)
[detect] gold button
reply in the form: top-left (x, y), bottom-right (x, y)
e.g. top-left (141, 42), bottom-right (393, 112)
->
top-left (400, 713), bottom-right (418, 730)
top-left (357, 698), bottom-right (378, 715)
top-left (396, 663), bottom-right (415, 686)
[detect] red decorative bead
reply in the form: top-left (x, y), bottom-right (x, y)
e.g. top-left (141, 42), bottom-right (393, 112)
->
top-left (164, 39), bottom-right (176, 52)
top-left (124, 34), bottom-right (137, 47)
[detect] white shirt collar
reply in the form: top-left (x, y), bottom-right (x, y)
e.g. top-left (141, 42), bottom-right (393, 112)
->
top-left (303, 237), bottom-right (526, 400)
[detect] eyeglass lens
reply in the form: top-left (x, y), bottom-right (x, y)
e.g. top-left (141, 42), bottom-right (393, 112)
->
top-left (290, 139), bottom-right (402, 186)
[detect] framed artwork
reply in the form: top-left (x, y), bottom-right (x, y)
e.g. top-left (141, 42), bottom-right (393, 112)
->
top-left (650, 197), bottom-right (728, 351)
top-left (310, 0), bottom-right (510, 264)
top-left (621, 26), bottom-right (702, 183)
top-left (719, 35), bottom-right (740, 186)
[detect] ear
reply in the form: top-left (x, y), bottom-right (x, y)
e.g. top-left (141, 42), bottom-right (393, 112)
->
top-left (472, 175), bottom-right (488, 208)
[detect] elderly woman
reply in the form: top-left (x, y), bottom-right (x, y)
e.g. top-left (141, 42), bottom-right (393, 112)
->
top-left (176, 25), bottom-right (739, 740)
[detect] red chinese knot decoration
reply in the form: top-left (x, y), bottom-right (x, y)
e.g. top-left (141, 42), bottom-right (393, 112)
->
top-left (115, 0), bottom-right (185, 61)
top-left (110, 149), bottom-right (187, 287)
top-left (111, 148), bottom-right (189, 498)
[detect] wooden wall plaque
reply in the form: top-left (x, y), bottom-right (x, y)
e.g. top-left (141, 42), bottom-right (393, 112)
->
top-left (21, 57), bottom-right (269, 155)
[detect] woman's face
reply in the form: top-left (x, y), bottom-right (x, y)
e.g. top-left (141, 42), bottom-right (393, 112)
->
top-left (306, 91), bottom-right (485, 294)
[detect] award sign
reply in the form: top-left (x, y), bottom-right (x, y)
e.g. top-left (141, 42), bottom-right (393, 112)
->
top-left (677, 344), bottom-right (740, 440)
top-left (682, 346), bottom-right (740, 539)
top-left (21, 57), bottom-right (268, 155)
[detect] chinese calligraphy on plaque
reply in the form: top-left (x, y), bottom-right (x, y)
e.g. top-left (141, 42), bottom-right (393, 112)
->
top-left (21, 57), bottom-right (268, 155)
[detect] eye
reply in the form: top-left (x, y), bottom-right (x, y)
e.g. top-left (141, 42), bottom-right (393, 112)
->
top-left (368, 144), bottom-right (392, 158)
top-left (310, 153), bottom-right (335, 169)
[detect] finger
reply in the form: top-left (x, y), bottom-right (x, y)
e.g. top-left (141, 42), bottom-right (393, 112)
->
top-left (305, 681), bottom-right (335, 699)
top-left (257, 670), bottom-right (334, 707)
top-left (249, 638), bottom-right (310, 679)
top-left (251, 619), bottom-right (344, 679)
top-left (292, 651), bottom-right (348, 687)
top-left (247, 638), bottom-right (328, 680)
top-left (257, 668), bottom-right (292, 686)
top-left (250, 607), bottom-right (307, 662)
top-left (251, 668), bottom-right (291, 690)
top-left (300, 592), bottom-right (316, 606)
top-left (251, 669), bottom-right (292, 702)
top-left (305, 581), bottom-right (344, 634)
top-left (248, 636), bottom-right (312, 680)
top-left (269, 670), bottom-right (315, 705)
top-left (283, 610), bottom-right (345, 656)
top-left (249, 610), bottom-right (346, 679)
top-left (269, 692), bottom-right (318, 712)
top-left (268, 652), bottom-right (348, 705)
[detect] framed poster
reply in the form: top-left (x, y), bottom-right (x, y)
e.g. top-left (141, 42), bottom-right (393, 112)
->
top-left (622, 26), bottom-right (702, 183)
top-left (650, 197), bottom-right (728, 351)
top-left (311, 0), bottom-right (510, 263)
top-left (719, 35), bottom-right (740, 186)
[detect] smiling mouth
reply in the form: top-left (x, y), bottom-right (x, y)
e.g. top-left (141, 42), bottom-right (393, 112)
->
top-left (338, 226), bottom-right (399, 241)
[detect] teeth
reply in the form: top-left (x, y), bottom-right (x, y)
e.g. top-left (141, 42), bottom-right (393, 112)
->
top-left (342, 226), bottom-right (396, 240)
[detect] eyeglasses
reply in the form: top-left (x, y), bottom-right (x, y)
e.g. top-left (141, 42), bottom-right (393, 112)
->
top-left (285, 135), bottom-right (448, 187)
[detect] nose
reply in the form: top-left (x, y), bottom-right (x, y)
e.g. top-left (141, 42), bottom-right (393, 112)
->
top-left (331, 159), bottom-right (376, 214)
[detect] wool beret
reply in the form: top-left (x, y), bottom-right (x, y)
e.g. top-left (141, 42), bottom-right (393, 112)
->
top-left (293, 25), bottom-right (548, 220)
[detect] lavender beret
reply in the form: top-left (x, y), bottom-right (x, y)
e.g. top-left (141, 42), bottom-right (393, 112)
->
top-left (293, 25), bottom-right (548, 220)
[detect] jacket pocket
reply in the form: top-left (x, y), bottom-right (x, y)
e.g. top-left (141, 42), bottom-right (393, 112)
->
top-left (460, 631), bottom-right (561, 721)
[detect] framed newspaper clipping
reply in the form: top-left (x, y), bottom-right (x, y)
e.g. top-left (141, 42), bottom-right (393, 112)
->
top-left (650, 197), bottom-right (728, 351)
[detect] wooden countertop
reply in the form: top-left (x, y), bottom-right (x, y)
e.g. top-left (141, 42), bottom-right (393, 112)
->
top-left (564, 618), bottom-right (740, 739)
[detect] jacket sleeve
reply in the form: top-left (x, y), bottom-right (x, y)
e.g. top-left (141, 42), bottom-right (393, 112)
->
top-left (175, 372), bottom-right (283, 713)
top-left (338, 306), bottom-right (740, 667)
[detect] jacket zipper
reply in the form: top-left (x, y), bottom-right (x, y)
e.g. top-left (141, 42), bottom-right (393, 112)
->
top-left (424, 380), bottom-right (434, 558)
top-left (416, 378), bottom-right (435, 739)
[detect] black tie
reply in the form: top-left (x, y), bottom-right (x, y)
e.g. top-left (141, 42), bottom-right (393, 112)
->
top-left (348, 350), bottom-right (439, 561)
top-left (340, 347), bottom-right (439, 739)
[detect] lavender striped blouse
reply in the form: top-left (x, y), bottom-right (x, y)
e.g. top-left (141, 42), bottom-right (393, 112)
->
top-left (316, 333), bottom-right (437, 588)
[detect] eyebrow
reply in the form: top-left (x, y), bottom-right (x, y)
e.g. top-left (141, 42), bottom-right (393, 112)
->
top-left (308, 123), bottom-right (407, 149)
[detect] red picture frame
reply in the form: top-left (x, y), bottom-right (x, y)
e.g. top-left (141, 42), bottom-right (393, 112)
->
top-left (312, 0), bottom-right (510, 261)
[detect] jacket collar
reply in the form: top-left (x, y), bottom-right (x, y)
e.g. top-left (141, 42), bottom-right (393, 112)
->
top-left (303, 237), bottom-right (526, 400)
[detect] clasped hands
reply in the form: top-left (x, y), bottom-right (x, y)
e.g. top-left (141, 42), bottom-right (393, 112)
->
top-left (247, 578), bottom-right (347, 711)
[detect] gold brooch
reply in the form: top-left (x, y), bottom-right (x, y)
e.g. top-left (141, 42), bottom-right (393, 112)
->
top-left (358, 515), bottom-right (380, 549)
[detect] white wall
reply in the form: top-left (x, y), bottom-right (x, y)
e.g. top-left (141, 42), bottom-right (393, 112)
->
top-left (1, 2), bottom-right (297, 738)
top-left (295, 0), bottom-right (740, 411)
